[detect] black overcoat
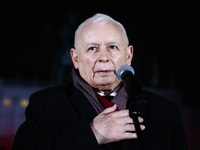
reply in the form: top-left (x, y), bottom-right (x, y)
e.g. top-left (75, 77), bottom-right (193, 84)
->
top-left (12, 82), bottom-right (188, 150)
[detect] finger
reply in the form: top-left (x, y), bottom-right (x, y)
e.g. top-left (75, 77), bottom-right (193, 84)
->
top-left (124, 124), bottom-right (135, 132)
top-left (124, 123), bottom-right (145, 132)
top-left (138, 117), bottom-right (144, 123)
top-left (129, 117), bottom-right (144, 123)
top-left (123, 117), bottom-right (134, 124)
top-left (102, 104), bottom-right (118, 114)
top-left (113, 110), bottom-right (129, 117)
top-left (140, 124), bottom-right (145, 130)
top-left (122, 132), bottom-right (137, 140)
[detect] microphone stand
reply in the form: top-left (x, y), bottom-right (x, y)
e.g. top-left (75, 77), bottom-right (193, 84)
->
top-left (123, 72), bottom-right (145, 150)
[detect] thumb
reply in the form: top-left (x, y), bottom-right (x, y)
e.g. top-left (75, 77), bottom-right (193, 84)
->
top-left (102, 104), bottom-right (118, 114)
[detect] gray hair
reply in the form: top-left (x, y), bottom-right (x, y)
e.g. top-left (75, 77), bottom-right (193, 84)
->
top-left (74, 13), bottom-right (129, 48)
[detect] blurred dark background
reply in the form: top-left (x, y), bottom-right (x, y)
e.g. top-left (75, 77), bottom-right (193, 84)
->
top-left (0, 0), bottom-right (200, 150)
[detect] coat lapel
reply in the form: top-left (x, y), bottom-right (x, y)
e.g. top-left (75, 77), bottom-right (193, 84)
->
top-left (69, 85), bottom-right (98, 122)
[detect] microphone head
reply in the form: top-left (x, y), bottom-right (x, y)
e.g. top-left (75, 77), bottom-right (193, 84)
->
top-left (116, 65), bottom-right (135, 81)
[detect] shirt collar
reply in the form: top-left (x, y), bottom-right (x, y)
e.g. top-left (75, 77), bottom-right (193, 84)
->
top-left (97, 83), bottom-right (123, 97)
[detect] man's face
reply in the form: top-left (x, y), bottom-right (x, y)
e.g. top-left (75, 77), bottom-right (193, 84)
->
top-left (71, 22), bottom-right (133, 92)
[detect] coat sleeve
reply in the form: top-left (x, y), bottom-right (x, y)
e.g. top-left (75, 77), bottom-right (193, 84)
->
top-left (11, 90), bottom-right (100, 150)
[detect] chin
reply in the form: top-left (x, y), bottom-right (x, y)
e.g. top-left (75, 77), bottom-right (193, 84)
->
top-left (93, 79), bottom-right (120, 91)
top-left (95, 78), bottom-right (115, 86)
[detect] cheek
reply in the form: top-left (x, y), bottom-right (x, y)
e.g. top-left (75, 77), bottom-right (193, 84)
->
top-left (78, 56), bottom-right (95, 76)
top-left (113, 55), bottom-right (127, 69)
top-left (79, 56), bottom-right (94, 68)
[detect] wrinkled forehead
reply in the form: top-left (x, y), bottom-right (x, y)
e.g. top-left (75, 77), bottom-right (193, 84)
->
top-left (75, 22), bottom-right (127, 49)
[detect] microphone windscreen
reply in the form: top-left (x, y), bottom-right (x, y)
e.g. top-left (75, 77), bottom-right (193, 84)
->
top-left (116, 65), bottom-right (135, 81)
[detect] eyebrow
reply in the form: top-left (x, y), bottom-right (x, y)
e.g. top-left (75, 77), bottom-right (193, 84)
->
top-left (86, 41), bottom-right (119, 47)
top-left (106, 42), bottom-right (118, 45)
top-left (86, 42), bottom-right (100, 47)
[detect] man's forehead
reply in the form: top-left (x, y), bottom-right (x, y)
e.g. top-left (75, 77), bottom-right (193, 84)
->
top-left (82, 35), bottom-right (122, 48)
top-left (75, 21), bottom-right (128, 49)
top-left (81, 23), bottom-right (123, 41)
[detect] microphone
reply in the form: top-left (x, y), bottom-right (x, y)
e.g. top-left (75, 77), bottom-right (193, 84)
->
top-left (116, 65), bottom-right (142, 139)
top-left (116, 65), bottom-right (141, 95)
top-left (116, 64), bottom-right (135, 81)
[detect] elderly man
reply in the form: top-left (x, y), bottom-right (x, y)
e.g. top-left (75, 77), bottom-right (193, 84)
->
top-left (12, 13), bottom-right (188, 150)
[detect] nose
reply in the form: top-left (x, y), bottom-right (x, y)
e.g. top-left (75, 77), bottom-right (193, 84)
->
top-left (99, 56), bottom-right (109, 63)
top-left (98, 49), bottom-right (109, 63)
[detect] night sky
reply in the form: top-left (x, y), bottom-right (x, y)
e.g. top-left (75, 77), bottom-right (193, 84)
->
top-left (1, 1), bottom-right (200, 104)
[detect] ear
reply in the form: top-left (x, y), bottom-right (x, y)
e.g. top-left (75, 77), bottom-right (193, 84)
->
top-left (126, 45), bottom-right (134, 65)
top-left (70, 48), bottom-right (79, 69)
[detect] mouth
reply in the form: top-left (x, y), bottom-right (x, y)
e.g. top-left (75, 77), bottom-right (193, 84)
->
top-left (95, 70), bottom-right (114, 76)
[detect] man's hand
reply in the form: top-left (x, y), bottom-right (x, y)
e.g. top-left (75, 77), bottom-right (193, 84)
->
top-left (90, 104), bottom-right (145, 144)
